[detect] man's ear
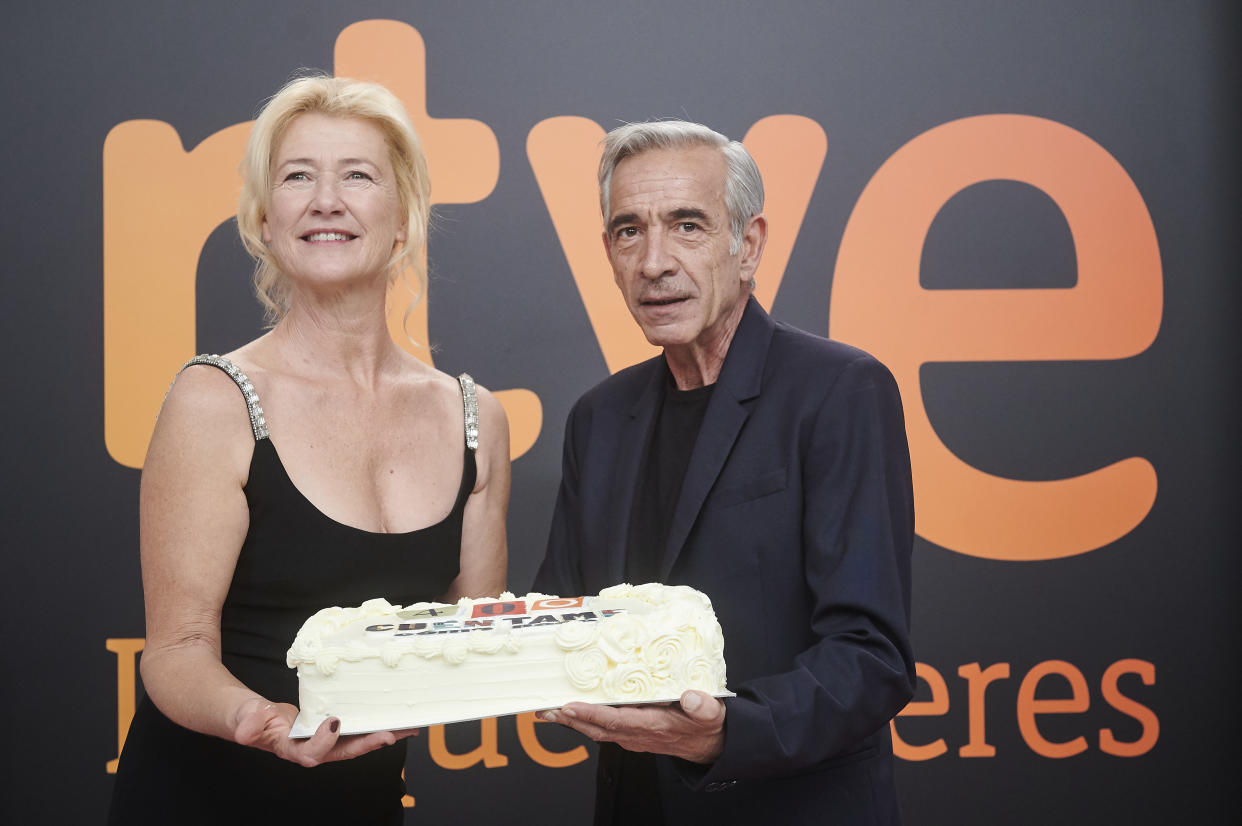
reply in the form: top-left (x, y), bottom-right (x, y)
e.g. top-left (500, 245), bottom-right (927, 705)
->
top-left (739, 214), bottom-right (768, 282)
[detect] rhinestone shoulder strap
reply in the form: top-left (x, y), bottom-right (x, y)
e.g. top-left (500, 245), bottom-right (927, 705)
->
top-left (178, 354), bottom-right (270, 441)
top-left (457, 373), bottom-right (479, 451)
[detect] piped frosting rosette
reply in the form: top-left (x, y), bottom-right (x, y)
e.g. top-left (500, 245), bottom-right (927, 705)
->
top-left (564, 646), bottom-right (610, 691)
top-left (555, 582), bottom-right (729, 702)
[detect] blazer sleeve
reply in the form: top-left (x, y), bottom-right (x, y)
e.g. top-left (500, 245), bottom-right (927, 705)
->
top-left (697, 353), bottom-right (916, 784)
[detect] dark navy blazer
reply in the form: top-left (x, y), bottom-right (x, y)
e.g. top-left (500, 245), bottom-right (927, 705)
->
top-left (535, 298), bottom-right (916, 825)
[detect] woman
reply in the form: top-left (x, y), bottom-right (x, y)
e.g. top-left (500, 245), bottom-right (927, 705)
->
top-left (108, 75), bottom-right (509, 823)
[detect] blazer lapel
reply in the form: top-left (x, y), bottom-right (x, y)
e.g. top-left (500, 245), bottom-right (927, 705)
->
top-left (608, 360), bottom-right (665, 585)
top-left (659, 299), bottom-right (775, 580)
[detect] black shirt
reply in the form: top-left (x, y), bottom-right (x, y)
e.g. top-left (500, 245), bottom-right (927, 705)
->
top-left (625, 367), bottom-right (714, 585)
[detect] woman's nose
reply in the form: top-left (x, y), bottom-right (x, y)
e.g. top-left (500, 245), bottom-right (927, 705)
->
top-left (309, 178), bottom-right (345, 214)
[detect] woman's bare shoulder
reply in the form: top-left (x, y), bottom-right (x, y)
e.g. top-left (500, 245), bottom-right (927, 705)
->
top-left (150, 351), bottom-right (262, 467)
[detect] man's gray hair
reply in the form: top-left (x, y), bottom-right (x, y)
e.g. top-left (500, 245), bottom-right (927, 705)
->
top-left (598, 120), bottom-right (764, 256)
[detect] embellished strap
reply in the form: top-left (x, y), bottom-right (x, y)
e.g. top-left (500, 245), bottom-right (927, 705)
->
top-left (457, 373), bottom-right (479, 451)
top-left (179, 354), bottom-right (270, 441)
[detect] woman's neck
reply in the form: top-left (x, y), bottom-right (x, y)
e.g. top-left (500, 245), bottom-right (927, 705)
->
top-left (267, 287), bottom-right (404, 389)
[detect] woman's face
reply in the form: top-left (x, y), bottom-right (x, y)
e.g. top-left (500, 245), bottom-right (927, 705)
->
top-left (263, 113), bottom-right (407, 296)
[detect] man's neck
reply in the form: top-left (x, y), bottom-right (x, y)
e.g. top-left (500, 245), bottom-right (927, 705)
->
top-left (662, 296), bottom-right (749, 390)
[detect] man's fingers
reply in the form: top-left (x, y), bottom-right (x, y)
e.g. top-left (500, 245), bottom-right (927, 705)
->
top-left (680, 690), bottom-right (724, 724)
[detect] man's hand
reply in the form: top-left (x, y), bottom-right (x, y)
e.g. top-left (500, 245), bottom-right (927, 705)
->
top-left (540, 689), bottom-right (725, 764)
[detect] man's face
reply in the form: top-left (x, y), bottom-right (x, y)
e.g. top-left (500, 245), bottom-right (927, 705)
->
top-left (603, 146), bottom-right (751, 353)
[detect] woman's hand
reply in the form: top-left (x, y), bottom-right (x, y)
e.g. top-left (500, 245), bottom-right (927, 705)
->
top-left (232, 697), bottom-right (418, 766)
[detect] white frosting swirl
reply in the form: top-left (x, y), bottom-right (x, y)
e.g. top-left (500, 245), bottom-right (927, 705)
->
top-left (468, 626), bottom-right (510, 655)
top-left (679, 654), bottom-right (721, 692)
top-left (442, 636), bottom-right (470, 665)
top-left (410, 635), bottom-right (442, 659)
top-left (643, 632), bottom-right (689, 676)
top-left (286, 633), bottom-right (322, 666)
top-left (598, 614), bottom-right (644, 662)
top-left (380, 641), bottom-right (405, 668)
top-left (603, 662), bottom-right (658, 701)
top-left (554, 619), bottom-right (599, 651)
top-left (564, 647), bottom-right (609, 691)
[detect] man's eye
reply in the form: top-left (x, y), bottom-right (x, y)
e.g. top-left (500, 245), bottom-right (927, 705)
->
top-left (679, 222), bottom-right (699, 232)
top-left (617, 227), bottom-right (638, 238)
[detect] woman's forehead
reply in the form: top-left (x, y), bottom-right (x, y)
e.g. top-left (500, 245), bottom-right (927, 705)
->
top-left (273, 113), bottom-right (391, 164)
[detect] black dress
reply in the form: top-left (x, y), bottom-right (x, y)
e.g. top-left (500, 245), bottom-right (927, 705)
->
top-left (108, 356), bottom-right (477, 825)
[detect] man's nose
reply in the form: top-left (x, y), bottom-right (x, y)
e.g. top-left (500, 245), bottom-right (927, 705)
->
top-left (639, 231), bottom-right (676, 279)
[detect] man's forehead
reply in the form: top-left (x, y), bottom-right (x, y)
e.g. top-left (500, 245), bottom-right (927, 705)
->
top-left (609, 145), bottom-right (728, 213)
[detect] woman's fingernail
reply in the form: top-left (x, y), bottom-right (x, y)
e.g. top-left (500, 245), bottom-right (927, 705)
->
top-left (329, 719), bottom-right (340, 733)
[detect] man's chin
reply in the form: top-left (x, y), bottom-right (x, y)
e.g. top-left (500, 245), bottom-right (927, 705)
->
top-left (633, 308), bottom-right (693, 342)
top-left (635, 321), bottom-right (691, 350)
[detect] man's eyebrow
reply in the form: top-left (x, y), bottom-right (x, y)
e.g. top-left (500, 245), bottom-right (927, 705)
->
top-left (669, 207), bottom-right (710, 223)
top-left (607, 211), bottom-right (640, 234)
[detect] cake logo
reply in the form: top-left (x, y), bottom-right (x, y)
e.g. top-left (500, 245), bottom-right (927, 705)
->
top-left (379, 610), bottom-right (609, 635)
top-left (531, 597), bottom-right (586, 611)
top-left (472, 600), bottom-right (527, 618)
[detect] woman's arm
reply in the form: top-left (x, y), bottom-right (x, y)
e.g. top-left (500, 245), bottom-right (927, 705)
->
top-left (138, 364), bottom-right (408, 764)
top-left (138, 364), bottom-right (262, 739)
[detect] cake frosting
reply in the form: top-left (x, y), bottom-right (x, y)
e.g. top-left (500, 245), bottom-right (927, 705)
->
top-left (287, 582), bottom-right (731, 735)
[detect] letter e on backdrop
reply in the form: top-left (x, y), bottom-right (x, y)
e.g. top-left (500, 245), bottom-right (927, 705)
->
top-left (832, 115), bottom-right (1162, 560)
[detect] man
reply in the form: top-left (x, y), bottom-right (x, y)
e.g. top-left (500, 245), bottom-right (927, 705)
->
top-left (535, 120), bottom-right (915, 825)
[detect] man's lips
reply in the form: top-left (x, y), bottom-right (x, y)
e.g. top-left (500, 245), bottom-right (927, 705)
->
top-left (640, 295), bottom-right (689, 307)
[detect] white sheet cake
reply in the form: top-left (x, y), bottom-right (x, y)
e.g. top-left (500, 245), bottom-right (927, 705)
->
top-left (287, 582), bottom-right (732, 735)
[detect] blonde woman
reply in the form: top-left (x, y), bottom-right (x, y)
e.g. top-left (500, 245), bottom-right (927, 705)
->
top-left (108, 75), bottom-right (509, 824)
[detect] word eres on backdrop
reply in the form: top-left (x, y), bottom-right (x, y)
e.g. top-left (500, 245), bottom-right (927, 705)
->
top-left (891, 658), bottom-right (1159, 760)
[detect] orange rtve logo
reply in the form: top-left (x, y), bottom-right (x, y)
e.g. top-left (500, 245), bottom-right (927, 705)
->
top-left (102, 20), bottom-right (1161, 562)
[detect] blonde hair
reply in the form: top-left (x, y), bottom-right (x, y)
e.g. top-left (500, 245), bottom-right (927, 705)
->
top-left (237, 74), bottom-right (431, 324)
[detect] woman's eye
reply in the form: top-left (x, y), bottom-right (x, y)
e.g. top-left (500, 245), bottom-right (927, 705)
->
top-left (284, 171), bottom-right (308, 182)
top-left (347, 171), bottom-right (372, 181)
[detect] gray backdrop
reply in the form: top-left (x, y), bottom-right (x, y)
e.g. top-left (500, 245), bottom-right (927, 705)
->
top-left (3, 1), bottom-right (1237, 822)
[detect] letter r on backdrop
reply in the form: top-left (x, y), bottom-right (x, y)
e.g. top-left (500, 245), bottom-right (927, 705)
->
top-left (102, 20), bottom-right (540, 470)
